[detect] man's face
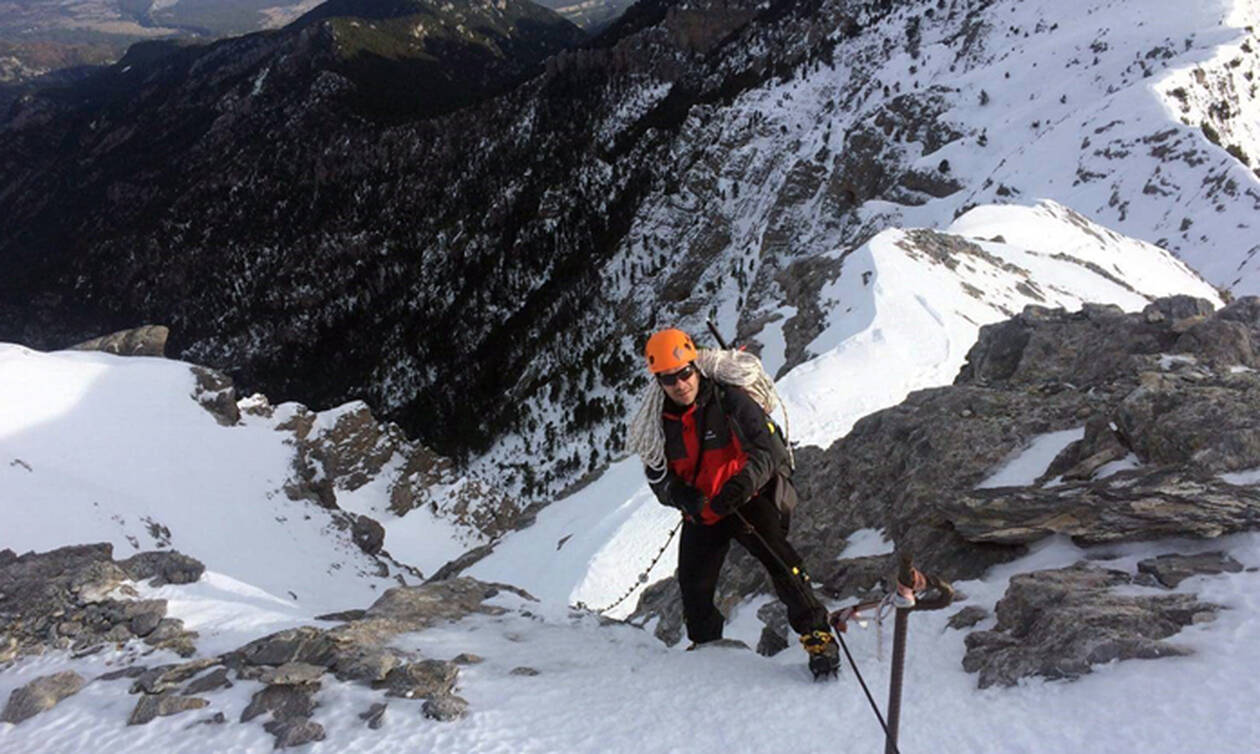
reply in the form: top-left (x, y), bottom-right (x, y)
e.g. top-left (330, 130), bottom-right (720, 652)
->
top-left (657, 362), bottom-right (699, 406)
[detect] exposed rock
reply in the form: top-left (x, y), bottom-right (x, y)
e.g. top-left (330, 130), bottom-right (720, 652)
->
top-left (240, 682), bottom-right (319, 723)
top-left (125, 600), bottom-right (168, 637)
top-left (1136, 552), bottom-right (1245, 588)
top-left (754, 602), bottom-right (789, 657)
top-left (69, 326), bottom-right (170, 357)
top-left (359, 702), bottom-right (387, 729)
top-left (820, 554), bottom-right (895, 601)
top-left (182, 667), bottom-right (232, 695)
top-left (0, 543), bottom-right (196, 660)
top-left (962, 562), bottom-right (1219, 688)
top-left (118, 550), bottom-right (205, 586)
top-left (422, 693), bottom-right (470, 721)
top-left (330, 645), bottom-right (407, 683)
top-left (314, 609), bottom-right (366, 622)
top-left (131, 658), bottom-right (221, 694)
top-left (261, 662), bottom-right (327, 686)
top-left (947, 605), bottom-right (989, 630)
top-left (351, 516), bottom-right (386, 556)
top-left (185, 711), bottom-right (227, 728)
top-left (190, 366), bottom-right (240, 426)
top-left (378, 660), bottom-right (458, 699)
top-left (426, 544), bottom-right (497, 583)
top-left (98, 665), bottom-right (148, 682)
top-left (265, 717), bottom-right (325, 749)
top-left (233, 627), bottom-right (339, 668)
top-left (945, 468), bottom-right (1260, 546)
top-left (1, 671), bottom-right (86, 724)
top-left (1113, 368), bottom-right (1260, 472)
top-left (128, 692), bottom-right (210, 725)
top-left (451, 653), bottom-right (484, 665)
top-left (509, 666), bottom-right (540, 676)
top-left (361, 577), bottom-right (528, 628)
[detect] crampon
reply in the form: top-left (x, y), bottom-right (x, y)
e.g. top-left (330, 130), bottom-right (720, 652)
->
top-left (799, 629), bottom-right (840, 680)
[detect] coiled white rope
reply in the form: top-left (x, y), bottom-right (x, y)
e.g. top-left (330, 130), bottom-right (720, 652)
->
top-left (628, 348), bottom-right (792, 480)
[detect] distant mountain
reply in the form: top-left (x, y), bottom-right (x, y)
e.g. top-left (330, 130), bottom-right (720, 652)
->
top-left (534, 0), bottom-right (637, 33)
top-left (1, 0), bottom-right (1257, 508)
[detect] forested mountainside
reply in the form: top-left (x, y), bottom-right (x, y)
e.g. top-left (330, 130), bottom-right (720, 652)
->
top-left (1, 0), bottom-right (1257, 503)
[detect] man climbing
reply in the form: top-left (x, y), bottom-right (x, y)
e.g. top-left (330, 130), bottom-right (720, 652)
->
top-left (630, 327), bottom-right (840, 680)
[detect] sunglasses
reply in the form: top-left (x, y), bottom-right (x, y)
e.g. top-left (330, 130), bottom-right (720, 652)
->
top-left (656, 363), bottom-right (697, 386)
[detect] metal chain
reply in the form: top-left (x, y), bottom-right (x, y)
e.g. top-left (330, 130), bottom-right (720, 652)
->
top-left (575, 519), bottom-right (684, 615)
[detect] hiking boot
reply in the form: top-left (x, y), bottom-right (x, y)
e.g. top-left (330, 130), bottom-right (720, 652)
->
top-left (800, 630), bottom-right (840, 680)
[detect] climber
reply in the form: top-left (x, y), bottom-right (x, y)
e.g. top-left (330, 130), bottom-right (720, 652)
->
top-left (632, 327), bottom-right (840, 679)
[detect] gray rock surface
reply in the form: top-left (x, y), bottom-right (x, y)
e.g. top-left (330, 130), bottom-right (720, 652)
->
top-left (378, 660), bottom-right (458, 699)
top-left (131, 658), bottom-right (221, 694)
top-left (128, 692), bottom-right (210, 725)
top-left (118, 551), bottom-right (206, 586)
top-left (945, 469), bottom-right (1260, 545)
top-left (240, 682), bottom-right (319, 724)
top-left (190, 366), bottom-right (241, 426)
top-left (0, 543), bottom-right (199, 660)
top-left (422, 694), bottom-right (470, 721)
top-left (359, 702), bottom-right (387, 729)
top-left (265, 717), bottom-right (325, 749)
top-left (629, 296), bottom-right (1260, 686)
top-left (182, 667), bottom-right (233, 695)
top-left (962, 562), bottom-right (1219, 688)
top-left (1136, 552), bottom-right (1245, 588)
top-left (69, 326), bottom-right (170, 357)
top-left (1, 671), bottom-right (86, 724)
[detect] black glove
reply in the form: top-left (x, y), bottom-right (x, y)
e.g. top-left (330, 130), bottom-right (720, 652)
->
top-left (709, 475), bottom-right (754, 517)
top-left (668, 479), bottom-right (706, 519)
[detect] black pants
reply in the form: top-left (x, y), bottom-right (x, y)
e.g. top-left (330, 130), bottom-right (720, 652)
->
top-left (677, 494), bottom-right (829, 643)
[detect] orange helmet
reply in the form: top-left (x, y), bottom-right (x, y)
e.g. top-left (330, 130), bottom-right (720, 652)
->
top-left (644, 328), bottom-right (698, 373)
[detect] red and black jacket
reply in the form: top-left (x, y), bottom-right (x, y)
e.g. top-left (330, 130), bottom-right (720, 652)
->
top-left (647, 378), bottom-right (791, 525)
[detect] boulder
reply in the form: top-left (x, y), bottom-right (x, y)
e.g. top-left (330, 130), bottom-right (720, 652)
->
top-left (240, 682), bottom-right (319, 724)
top-left (378, 660), bottom-right (458, 699)
top-left (233, 627), bottom-right (338, 668)
top-left (944, 468), bottom-right (1260, 546)
top-left (69, 326), bottom-right (170, 357)
top-left (1136, 552), bottom-right (1245, 588)
top-left (118, 551), bottom-right (205, 586)
top-left (1, 671), bottom-right (86, 724)
top-left (190, 366), bottom-right (240, 426)
top-left (265, 717), bottom-right (325, 749)
top-left (131, 658), bottom-right (221, 694)
top-left (359, 702), bottom-right (387, 729)
top-left (182, 667), bottom-right (232, 695)
top-left (260, 662), bottom-right (326, 686)
top-left (422, 694), bottom-right (470, 722)
top-left (128, 692), bottom-right (210, 725)
top-left (0, 543), bottom-right (196, 659)
top-left (962, 562), bottom-right (1219, 687)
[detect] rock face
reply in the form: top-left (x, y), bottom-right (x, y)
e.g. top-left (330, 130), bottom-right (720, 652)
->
top-left (69, 326), bottom-right (170, 357)
top-left (962, 562), bottom-right (1219, 688)
top-left (1, 671), bottom-right (86, 724)
top-left (0, 543), bottom-right (201, 662)
top-left (633, 297), bottom-right (1260, 683)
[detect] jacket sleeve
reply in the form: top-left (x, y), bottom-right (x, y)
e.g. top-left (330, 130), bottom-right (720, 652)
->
top-left (714, 388), bottom-right (779, 510)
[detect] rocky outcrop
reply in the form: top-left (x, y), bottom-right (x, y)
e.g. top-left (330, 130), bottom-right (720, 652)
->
top-left (945, 468), bottom-right (1260, 546)
top-left (632, 296), bottom-right (1260, 680)
top-left (1136, 552), bottom-right (1245, 588)
top-left (1, 671), bottom-right (86, 724)
top-left (962, 562), bottom-right (1220, 688)
top-left (69, 326), bottom-right (170, 357)
top-left (0, 543), bottom-right (200, 664)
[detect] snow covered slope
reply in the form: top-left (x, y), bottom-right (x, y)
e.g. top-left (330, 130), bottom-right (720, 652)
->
top-left (0, 345), bottom-right (473, 616)
top-left (471, 200), bottom-right (1222, 614)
